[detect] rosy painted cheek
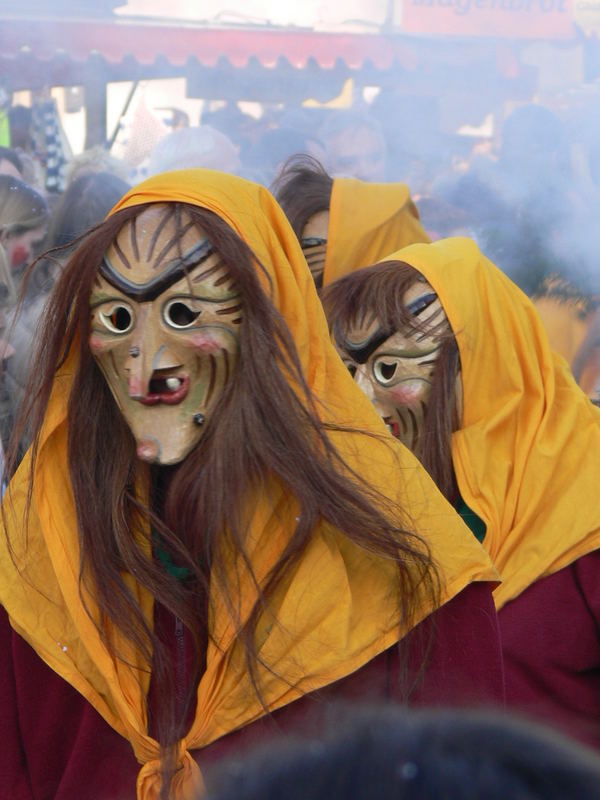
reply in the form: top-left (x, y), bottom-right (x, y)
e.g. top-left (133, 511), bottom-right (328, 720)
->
top-left (389, 382), bottom-right (428, 406)
top-left (89, 334), bottom-right (113, 356)
top-left (189, 333), bottom-right (223, 353)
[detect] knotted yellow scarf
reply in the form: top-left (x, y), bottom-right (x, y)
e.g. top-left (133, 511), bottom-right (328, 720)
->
top-left (384, 237), bottom-right (600, 609)
top-left (323, 177), bottom-right (430, 287)
top-left (0, 174), bottom-right (497, 800)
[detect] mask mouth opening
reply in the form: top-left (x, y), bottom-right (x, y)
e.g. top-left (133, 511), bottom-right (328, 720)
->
top-left (383, 416), bottom-right (400, 439)
top-left (139, 370), bottom-right (189, 406)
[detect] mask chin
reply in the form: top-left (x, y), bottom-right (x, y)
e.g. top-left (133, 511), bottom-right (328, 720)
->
top-left (134, 421), bottom-right (204, 465)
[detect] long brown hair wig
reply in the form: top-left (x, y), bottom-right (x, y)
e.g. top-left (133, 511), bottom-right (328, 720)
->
top-left (321, 260), bottom-right (462, 505)
top-left (6, 207), bottom-right (439, 798)
top-left (271, 155), bottom-right (333, 240)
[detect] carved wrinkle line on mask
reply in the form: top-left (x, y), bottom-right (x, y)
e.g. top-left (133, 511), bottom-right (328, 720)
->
top-left (130, 217), bottom-right (140, 262)
top-left (215, 304), bottom-right (242, 316)
top-left (192, 260), bottom-right (226, 284)
top-left (398, 411), bottom-right (408, 436)
top-left (392, 406), bottom-right (408, 438)
top-left (113, 237), bottom-right (132, 271)
top-left (146, 206), bottom-right (173, 261)
top-left (214, 271), bottom-right (234, 288)
top-left (206, 354), bottom-right (217, 406)
top-left (407, 406), bottom-right (419, 450)
top-left (417, 355), bottom-right (440, 368)
top-left (300, 237), bottom-right (327, 248)
top-left (153, 219), bottom-right (197, 272)
top-left (304, 250), bottom-right (327, 261)
top-left (109, 350), bottom-right (120, 381)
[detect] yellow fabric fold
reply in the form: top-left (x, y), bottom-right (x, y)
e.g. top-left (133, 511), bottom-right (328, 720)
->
top-left (323, 177), bottom-right (430, 286)
top-left (382, 237), bottom-right (600, 609)
top-left (0, 173), bottom-right (497, 800)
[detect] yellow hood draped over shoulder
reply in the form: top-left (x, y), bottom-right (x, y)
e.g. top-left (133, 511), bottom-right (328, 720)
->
top-left (0, 174), bottom-right (496, 800)
top-left (323, 177), bottom-right (430, 287)
top-left (384, 237), bottom-right (600, 610)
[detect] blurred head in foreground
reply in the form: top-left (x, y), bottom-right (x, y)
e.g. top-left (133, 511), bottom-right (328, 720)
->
top-left (207, 706), bottom-right (600, 800)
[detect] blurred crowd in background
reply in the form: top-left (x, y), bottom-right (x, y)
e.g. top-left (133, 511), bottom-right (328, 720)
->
top-left (1, 83), bottom-right (600, 459)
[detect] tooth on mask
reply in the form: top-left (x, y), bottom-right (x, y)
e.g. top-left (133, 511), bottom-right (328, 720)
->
top-left (166, 377), bottom-right (182, 391)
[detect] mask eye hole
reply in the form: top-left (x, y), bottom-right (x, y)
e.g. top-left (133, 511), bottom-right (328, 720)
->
top-left (373, 358), bottom-right (398, 385)
top-left (99, 304), bottom-right (133, 334)
top-left (164, 299), bottom-right (201, 329)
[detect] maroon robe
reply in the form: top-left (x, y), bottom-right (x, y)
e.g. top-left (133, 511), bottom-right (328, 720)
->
top-left (0, 581), bottom-right (503, 800)
top-left (499, 550), bottom-right (600, 750)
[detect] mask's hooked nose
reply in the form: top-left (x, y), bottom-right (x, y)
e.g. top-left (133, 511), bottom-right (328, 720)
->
top-left (123, 306), bottom-right (170, 399)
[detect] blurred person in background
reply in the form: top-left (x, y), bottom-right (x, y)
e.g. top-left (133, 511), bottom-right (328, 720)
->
top-left (277, 108), bottom-right (327, 165)
top-left (496, 105), bottom-right (600, 389)
top-left (0, 146), bottom-right (24, 181)
top-left (572, 307), bottom-right (600, 404)
top-left (44, 170), bottom-right (131, 253)
top-left (0, 174), bottom-right (47, 453)
top-left (274, 156), bottom-right (429, 290)
top-left (412, 197), bottom-right (475, 241)
top-left (370, 91), bottom-right (451, 192)
top-left (0, 174), bottom-right (48, 280)
top-left (0, 239), bottom-right (17, 456)
top-left (495, 104), bottom-right (571, 206)
top-left (241, 127), bottom-right (324, 187)
top-left (65, 145), bottom-right (131, 187)
top-left (146, 126), bottom-right (240, 176)
top-left (0, 174), bottom-right (48, 453)
top-left (7, 105), bottom-right (34, 155)
top-left (318, 110), bottom-right (387, 182)
top-left (206, 706), bottom-right (600, 800)
top-left (428, 107), bottom-right (599, 396)
top-left (201, 103), bottom-right (260, 158)
top-left (3, 171), bottom-right (131, 462)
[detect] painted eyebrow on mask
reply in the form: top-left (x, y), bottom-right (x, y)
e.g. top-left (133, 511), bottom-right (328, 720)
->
top-left (407, 291), bottom-right (437, 316)
top-left (99, 238), bottom-right (216, 302)
top-left (336, 324), bottom-right (393, 365)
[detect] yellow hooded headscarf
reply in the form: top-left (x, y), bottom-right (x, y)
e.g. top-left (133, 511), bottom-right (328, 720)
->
top-left (323, 177), bottom-right (430, 287)
top-left (383, 237), bottom-right (600, 610)
top-left (0, 174), bottom-right (497, 800)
